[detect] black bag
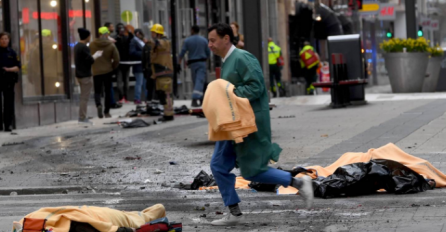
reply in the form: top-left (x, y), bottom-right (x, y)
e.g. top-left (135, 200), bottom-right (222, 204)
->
top-left (313, 159), bottom-right (433, 198)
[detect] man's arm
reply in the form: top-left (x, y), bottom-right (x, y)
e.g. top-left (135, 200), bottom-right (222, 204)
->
top-left (112, 46), bottom-right (120, 70)
top-left (233, 53), bottom-right (265, 101)
top-left (178, 40), bottom-right (188, 65)
top-left (83, 45), bottom-right (95, 65)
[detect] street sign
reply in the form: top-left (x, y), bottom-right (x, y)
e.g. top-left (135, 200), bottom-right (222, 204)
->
top-left (348, 0), bottom-right (363, 10)
top-left (431, 20), bottom-right (439, 31)
top-left (421, 17), bottom-right (431, 30)
top-left (121, 10), bottom-right (133, 24)
top-left (359, 3), bottom-right (379, 12)
top-left (378, 5), bottom-right (396, 20)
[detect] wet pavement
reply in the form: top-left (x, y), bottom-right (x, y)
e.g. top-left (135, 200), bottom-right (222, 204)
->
top-left (1, 98), bottom-right (446, 231)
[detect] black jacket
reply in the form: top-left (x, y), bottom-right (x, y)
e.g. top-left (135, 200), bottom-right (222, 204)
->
top-left (142, 43), bottom-right (152, 78)
top-left (115, 33), bottom-right (134, 62)
top-left (74, 42), bottom-right (94, 78)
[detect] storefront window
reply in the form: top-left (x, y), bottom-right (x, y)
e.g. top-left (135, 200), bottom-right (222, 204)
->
top-left (19, 0), bottom-right (65, 98)
top-left (0, 1), bottom-right (3, 32)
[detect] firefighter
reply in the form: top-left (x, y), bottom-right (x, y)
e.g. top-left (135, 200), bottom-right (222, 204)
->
top-left (147, 24), bottom-right (174, 122)
top-left (299, 41), bottom-right (320, 95)
top-left (268, 38), bottom-right (285, 98)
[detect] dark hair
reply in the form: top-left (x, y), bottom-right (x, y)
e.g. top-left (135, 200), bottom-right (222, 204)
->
top-left (0, 32), bottom-right (11, 40)
top-left (191, 25), bottom-right (200, 34)
top-left (134, 28), bottom-right (144, 36)
top-left (208, 23), bottom-right (234, 43)
top-left (104, 22), bottom-right (112, 28)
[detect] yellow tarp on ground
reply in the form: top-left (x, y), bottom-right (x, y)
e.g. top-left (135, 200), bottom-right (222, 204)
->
top-left (201, 143), bottom-right (446, 195)
top-left (14, 204), bottom-right (165, 232)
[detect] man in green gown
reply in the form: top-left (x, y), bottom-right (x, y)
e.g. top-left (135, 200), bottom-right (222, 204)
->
top-left (207, 23), bottom-right (314, 226)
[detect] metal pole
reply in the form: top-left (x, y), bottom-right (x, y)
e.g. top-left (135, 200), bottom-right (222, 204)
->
top-left (171, 0), bottom-right (179, 97)
top-left (406, 0), bottom-right (417, 39)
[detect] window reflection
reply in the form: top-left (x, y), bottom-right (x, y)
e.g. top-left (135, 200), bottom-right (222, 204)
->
top-left (19, 0), bottom-right (65, 97)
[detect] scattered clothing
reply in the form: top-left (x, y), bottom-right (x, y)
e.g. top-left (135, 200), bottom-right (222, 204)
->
top-left (120, 119), bottom-right (150, 128)
top-left (202, 79), bottom-right (258, 144)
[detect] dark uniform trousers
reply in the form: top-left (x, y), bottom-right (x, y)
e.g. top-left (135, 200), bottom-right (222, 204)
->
top-left (0, 80), bottom-right (15, 131)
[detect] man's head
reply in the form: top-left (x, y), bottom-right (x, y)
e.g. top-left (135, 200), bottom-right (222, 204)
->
top-left (116, 23), bottom-right (126, 36)
top-left (208, 23), bottom-right (234, 58)
top-left (304, 41), bottom-right (311, 46)
top-left (77, 28), bottom-right (91, 42)
top-left (191, 25), bottom-right (200, 35)
top-left (104, 22), bottom-right (114, 33)
top-left (268, 37), bottom-right (273, 43)
top-left (151, 24), bottom-right (164, 39)
top-left (134, 29), bottom-right (144, 40)
top-left (98, 27), bottom-right (110, 38)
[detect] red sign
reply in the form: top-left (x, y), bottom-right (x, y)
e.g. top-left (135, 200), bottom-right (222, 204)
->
top-left (23, 10), bottom-right (92, 24)
top-left (348, 0), bottom-right (363, 10)
top-left (380, 6), bottom-right (395, 17)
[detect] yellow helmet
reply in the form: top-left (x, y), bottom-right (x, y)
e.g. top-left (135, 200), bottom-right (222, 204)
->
top-left (151, 24), bottom-right (164, 35)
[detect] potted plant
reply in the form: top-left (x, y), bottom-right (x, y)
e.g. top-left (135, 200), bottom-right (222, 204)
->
top-left (423, 45), bottom-right (444, 92)
top-left (380, 38), bottom-right (429, 93)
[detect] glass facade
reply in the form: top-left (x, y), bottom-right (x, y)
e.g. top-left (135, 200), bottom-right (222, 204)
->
top-left (17, 0), bottom-right (95, 99)
top-left (0, 1), bottom-right (3, 32)
top-left (19, 0), bottom-right (64, 97)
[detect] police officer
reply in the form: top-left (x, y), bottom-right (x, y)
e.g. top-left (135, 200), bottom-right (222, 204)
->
top-left (0, 32), bottom-right (20, 132)
top-left (147, 24), bottom-right (174, 122)
top-left (268, 38), bottom-right (285, 98)
top-left (300, 41), bottom-right (320, 95)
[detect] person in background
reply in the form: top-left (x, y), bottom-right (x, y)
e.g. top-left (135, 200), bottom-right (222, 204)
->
top-left (299, 41), bottom-right (320, 95)
top-left (268, 38), bottom-right (285, 98)
top-left (74, 28), bottom-right (102, 124)
top-left (0, 32), bottom-right (20, 132)
top-left (142, 32), bottom-right (159, 114)
top-left (230, 22), bottom-right (244, 49)
top-left (90, 27), bottom-right (120, 119)
top-left (115, 23), bottom-right (133, 104)
top-left (104, 22), bottom-right (116, 43)
top-left (207, 23), bottom-right (313, 226)
top-left (147, 24), bottom-right (175, 122)
top-left (178, 25), bottom-right (210, 107)
top-left (104, 22), bottom-right (122, 109)
top-left (129, 28), bottom-right (147, 105)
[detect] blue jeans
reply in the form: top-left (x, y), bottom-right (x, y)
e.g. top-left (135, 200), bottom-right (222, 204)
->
top-left (110, 86), bottom-right (116, 105)
top-left (189, 62), bottom-right (206, 100)
top-left (210, 141), bottom-right (292, 206)
top-left (134, 72), bottom-right (147, 101)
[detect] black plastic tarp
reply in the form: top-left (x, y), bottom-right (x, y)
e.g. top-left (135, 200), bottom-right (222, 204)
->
top-left (313, 159), bottom-right (434, 198)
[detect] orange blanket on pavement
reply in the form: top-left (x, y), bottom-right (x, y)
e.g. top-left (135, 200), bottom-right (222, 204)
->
top-left (202, 79), bottom-right (257, 143)
top-left (13, 204), bottom-right (165, 232)
top-left (201, 144), bottom-right (446, 194)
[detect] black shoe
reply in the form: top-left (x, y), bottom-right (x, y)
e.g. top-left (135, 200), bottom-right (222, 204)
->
top-left (272, 91), bottom-right (277, 98)
top-left (191, 99), bottom-right (200, 107)
top-left (111, 103), bottom-right (122, 109)
top-left (158, 115), bottom-right (174, 122)
top-left (97, 105), bottom-right (104, 118)
top-left (279, 88), bottom-right (286, 97)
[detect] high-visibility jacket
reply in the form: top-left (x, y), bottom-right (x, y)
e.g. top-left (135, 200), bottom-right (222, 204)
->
top-left (300, 45), bottom-right (319, 69)
top-left (268, 42), bottom-right (281, 65)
